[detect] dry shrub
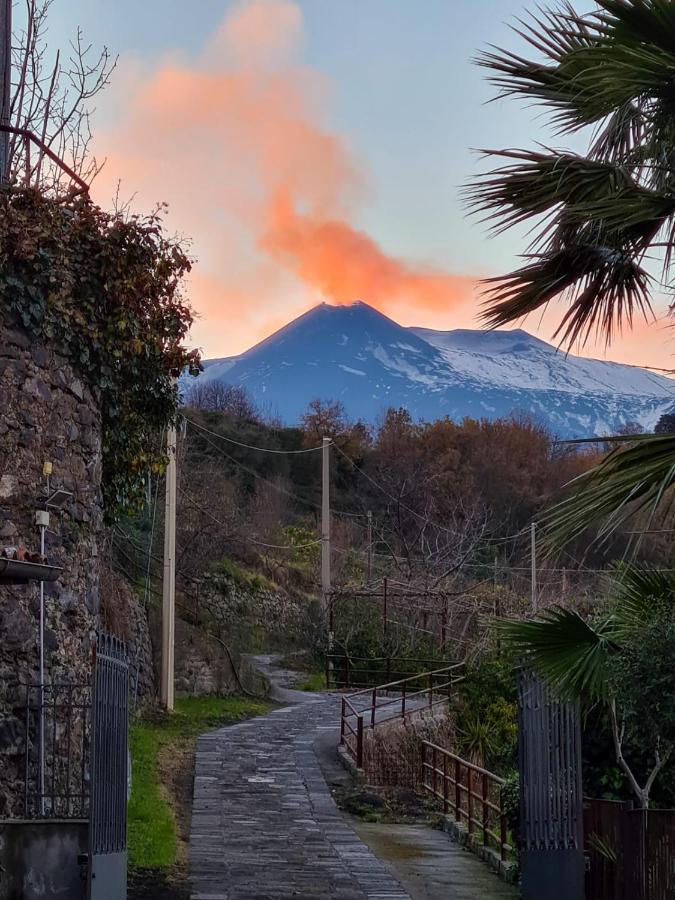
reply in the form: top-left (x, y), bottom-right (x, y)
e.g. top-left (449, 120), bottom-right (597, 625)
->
top-left (363, 710), bottom-right (455, 789)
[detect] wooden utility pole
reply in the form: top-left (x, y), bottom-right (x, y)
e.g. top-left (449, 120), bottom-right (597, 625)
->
top-left (0, 0), bottom-right (11, 182)
top-left (494, 550), bottom-right (501, 654)
top-left (161, 423), bottom-right (177, 711)
top-left (366, 510), bottom-right (373, 583)
top-left (531, 521), bottom-right (538, 614)
top-left (321, 437), bottom-right (332, 654)
top-left (382, 577), bottom-right (388, 637)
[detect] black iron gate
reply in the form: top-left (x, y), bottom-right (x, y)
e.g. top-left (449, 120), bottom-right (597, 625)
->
top-left (88, 633), bottom-right (129, 900)
top-left (518, 670), bottom-right (585, 900)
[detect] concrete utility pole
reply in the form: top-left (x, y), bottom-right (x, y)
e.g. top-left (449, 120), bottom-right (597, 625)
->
top-left (366, 510), bottom-right (373, 584)
top-left (531, 521), bottom-right (538, 614)
top-left (0, 0), bottom-right (11, 182)
top-left (321, 437), bottom-right (332, 652)
top-left (161, 423), bottom-right (177, 711)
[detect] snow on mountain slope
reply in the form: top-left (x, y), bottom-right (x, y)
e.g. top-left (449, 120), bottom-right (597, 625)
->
top-left (188, 302), bottom-right (674, 437)
top-left (411, 327), bottom-right (672, 398)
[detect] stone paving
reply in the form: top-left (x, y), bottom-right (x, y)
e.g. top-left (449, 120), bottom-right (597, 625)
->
top-left (188, 663), bottom-right (517, 900)
top-left (189, 695), bottom-right (409, 899)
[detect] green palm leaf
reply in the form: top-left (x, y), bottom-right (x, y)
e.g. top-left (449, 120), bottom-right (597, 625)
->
top-left (598, 0), bottom-right (675, 56)
top-left (479, 2), bottom-right (675, 134)
top-left (481, 244), bottom-right (652, 346)
top-left (541, 433), bottom-right (675, 549)
top-left (471, 1), bottom-right (675, 537)
top-left (609, 563), bottom-right (675, 633)
top-left (466, 151), bottom-right (643, 234)
top-left (498, 606), bottom-right (619, 701)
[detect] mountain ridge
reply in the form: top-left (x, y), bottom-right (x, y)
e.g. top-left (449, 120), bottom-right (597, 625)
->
top-left (190, 302), bottom-right (674, 438)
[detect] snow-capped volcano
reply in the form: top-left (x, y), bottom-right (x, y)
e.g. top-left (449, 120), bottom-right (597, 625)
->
top-left (192, 302), bottom-right (674, 437)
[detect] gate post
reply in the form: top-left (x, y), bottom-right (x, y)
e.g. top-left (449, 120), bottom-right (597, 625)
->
top-left (518, 670), bottom-right (585, 900)
top-left (88, 633), bottom-right (129, 900)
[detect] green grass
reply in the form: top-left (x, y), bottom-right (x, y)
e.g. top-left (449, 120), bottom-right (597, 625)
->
top-left (128, 695), bottom-right (271, 870)
top-left (297, 671), bottom-right (326, 692)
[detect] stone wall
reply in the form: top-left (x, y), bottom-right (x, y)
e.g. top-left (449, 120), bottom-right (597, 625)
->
top-left (99, 563), bottom-right (154, 703)
top-left (0, 317), bottom-right (103, 815)
top-left (147, 607), bottom-right (270, 699)
top-left (200, 568), bottom-right (321, 655)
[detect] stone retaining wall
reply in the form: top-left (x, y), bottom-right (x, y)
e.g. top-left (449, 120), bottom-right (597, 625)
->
top-left (0, 318), bottom-right (103, 816)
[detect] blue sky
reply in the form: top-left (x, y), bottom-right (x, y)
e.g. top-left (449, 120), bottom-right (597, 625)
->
top-left (44, 0), bottom-right (671, 367)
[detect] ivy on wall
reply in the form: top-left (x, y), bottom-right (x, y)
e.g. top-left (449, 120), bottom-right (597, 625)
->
top-left (0, 188), bottom-right (200, 518)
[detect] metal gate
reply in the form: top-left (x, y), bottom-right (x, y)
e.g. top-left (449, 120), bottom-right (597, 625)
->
top-left (518, 670), bottom-right (585, 900)
top-left (88, 633), bottom-right (129, 900)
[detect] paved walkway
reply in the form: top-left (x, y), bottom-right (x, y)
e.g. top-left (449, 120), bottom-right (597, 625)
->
top-left (188, 659), bottom-right (517, 900)
top-left (189, 695), bottom-right (408, 899)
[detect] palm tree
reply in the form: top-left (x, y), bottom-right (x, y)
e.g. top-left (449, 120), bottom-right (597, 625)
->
top-left (500, 566), bottom-right (675, 807)
top-left (468, 0), bottom-right (675, 546)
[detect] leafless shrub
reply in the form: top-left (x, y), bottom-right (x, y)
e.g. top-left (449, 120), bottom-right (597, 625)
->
top-left (185, 381), bottom-right (259, 421)
top-left (363, 712), bottom-right (456, 789)
top-left (9, 0), bottom-right (117, 194)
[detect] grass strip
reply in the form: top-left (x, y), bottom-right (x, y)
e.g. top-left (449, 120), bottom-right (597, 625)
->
top-left (128, 695), bottom-right (271, 870)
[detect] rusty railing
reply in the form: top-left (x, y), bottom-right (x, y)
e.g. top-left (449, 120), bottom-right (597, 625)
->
top-left (326, 654), bottom-right (445, 689)
top-left (0, 124), bottom-right (89, 194)
top-left (421, 741), bottom-right (511, 862)
top-left (340, 663), bottom-right (464, 768)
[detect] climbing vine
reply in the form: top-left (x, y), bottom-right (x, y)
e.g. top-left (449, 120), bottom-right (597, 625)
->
top-left (0, 187), bottom-right (200, 518)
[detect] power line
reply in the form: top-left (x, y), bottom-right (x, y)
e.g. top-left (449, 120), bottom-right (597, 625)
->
top-left (183, 418), bottom-right (324, 514)
top-left (177, 485), bottom-right (322, 550)
top-left (183, 415), bottom-right (323, 454)
top-left (186, 419), bottom-right (530, 550)
top-left (113, 529), bottom-right (203, 585)
top-left (332, 442), bottom-right (459, 535)
top-left (332, 441), bottom-right (531, 548)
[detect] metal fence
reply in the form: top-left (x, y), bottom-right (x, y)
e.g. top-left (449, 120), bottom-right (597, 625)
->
top-left (88, 633), bottom-right (129, 898)
top-left (584, 798), bottom-right (675, 900)
top-left (15, 680), bottom-right (92, 819)
top-left (421, 741), bottom-right (511, 861)
top-left (517, 670), bottom-right (585, 900)
top-left (340, 662), bottom-right (464, 767)
top-left (326, 654), bottom-right (447, 689)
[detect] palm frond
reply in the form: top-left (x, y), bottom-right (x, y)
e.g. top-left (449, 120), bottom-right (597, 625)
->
top-left (608, 563), bottom-right (675, 632)
top-left (498, 606), bottom-right (619, 701)
top-left (466, 150), bottom-right (639, 234)
top-left (479, 1), bottom-right (675, 136)
top-left (541, 434), bottom-right (675, 549)
top-left (476, 4), bottom-right (605, 133)
top-left (589, 99), bottom-right (650, 163)
top-left (597, 0), bottom-right (675, 56)
top-left (481, 244), bottom-right (652, 346)
top-left (467, 149), bottom-right (675, 243)
top-left (587, 831), bottom-right (618, 863)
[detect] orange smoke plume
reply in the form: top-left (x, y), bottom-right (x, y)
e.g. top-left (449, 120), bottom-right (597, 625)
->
top-left (262, 188), bottom-right (477, 314)
top-left (92, 0), bottom-right (479, 355)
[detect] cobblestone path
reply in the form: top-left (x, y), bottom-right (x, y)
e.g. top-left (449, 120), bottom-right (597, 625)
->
top-left (189, 694), bottom-right (410, 899)
top-left (188, 661), bottom-right (517, 900)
